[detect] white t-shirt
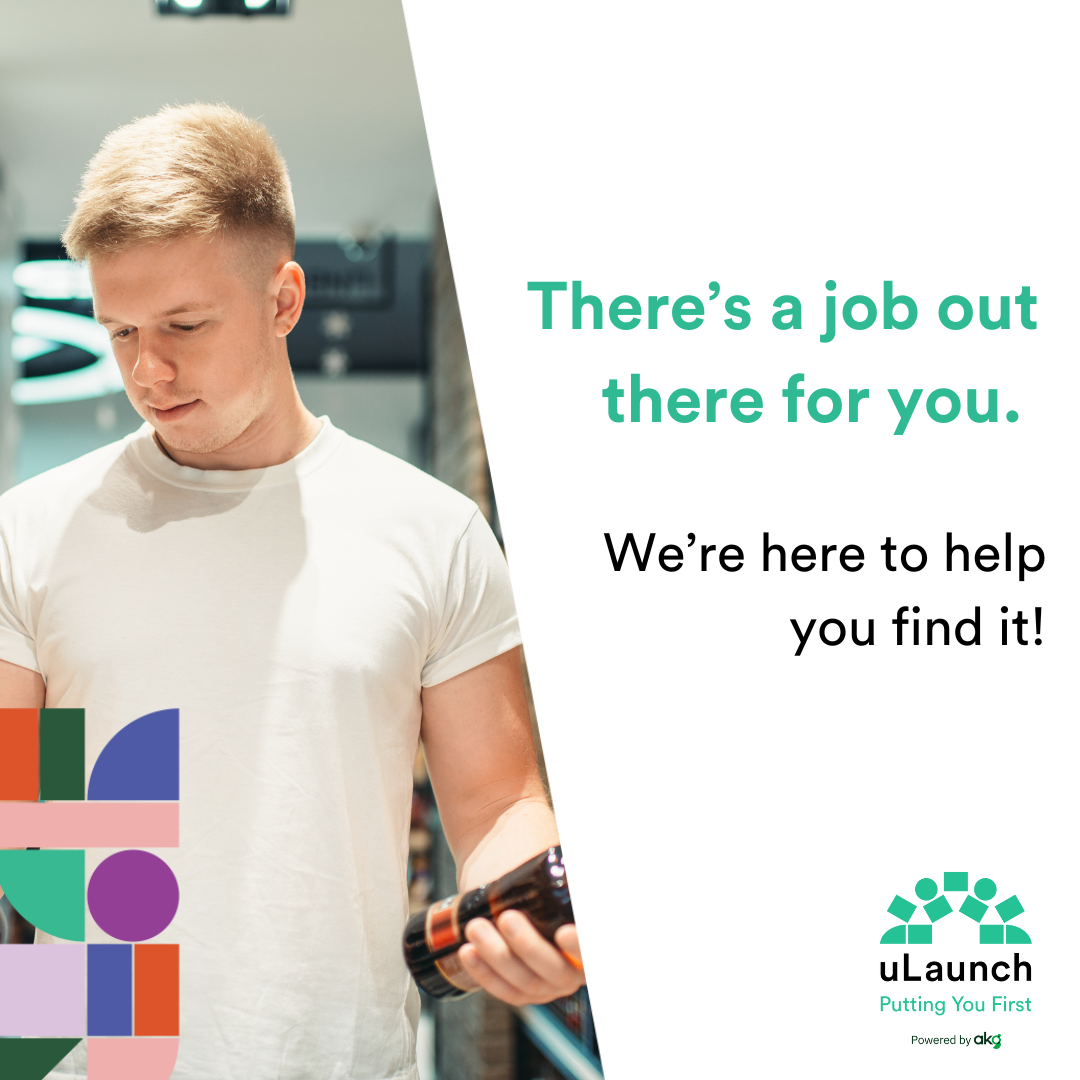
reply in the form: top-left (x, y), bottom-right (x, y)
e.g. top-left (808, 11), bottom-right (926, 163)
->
top-left (0, 418), bottom-right (521, 1080)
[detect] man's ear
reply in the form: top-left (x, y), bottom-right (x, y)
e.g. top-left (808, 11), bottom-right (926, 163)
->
top-left (273, 260), bottom-right (306, 337)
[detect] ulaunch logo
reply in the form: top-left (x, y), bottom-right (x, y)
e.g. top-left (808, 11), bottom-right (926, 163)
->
top-left (0, 708), bottom-right (180, 1080)
top-left (880, 872), bottom-right (1031, 946)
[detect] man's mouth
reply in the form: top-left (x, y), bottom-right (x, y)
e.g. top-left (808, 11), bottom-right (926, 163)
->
top-left (147, 400), bottom-right (199, 420)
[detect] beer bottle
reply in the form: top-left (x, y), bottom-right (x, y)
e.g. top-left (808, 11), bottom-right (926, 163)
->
top-left (403, 846), bottom-right (574, 998)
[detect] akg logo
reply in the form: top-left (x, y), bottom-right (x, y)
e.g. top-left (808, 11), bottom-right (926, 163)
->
top-left (974, 1032), bottom-right (1002, 1050)
top-left (0, 708), bottom-right (180, 1080)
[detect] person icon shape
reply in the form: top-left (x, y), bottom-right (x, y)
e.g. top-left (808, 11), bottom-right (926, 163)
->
top-left (957, 876), bottom-right (1031, 944)
top-left (880, 876), bottom-right (952, 944)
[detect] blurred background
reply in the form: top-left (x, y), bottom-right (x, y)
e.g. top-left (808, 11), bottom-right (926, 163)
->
top-left (0, 3), bottom-right (600, 1079)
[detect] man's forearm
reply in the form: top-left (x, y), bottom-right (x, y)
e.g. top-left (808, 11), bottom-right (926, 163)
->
top-left (456, 794), bottom-right (559, 891)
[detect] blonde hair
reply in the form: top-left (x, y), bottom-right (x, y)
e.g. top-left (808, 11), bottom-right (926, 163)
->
top-left (62, 103), bottom-right (295, 264)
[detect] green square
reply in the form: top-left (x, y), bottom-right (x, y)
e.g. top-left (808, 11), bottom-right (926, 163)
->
top-left (924, 895), bottom-right (953, 923)
top-left (908, 924), bottom-right (933, 944)
top-left (960, 895), bottom-right (988, 922)
top-left (943, 872), bottom-right (968, 892)
top-left (887, 895), bottom-right (917, 923)
top-left (39, 708), bottom-right (85, 801)
top-left (980, 923), bottom-right (1005, 945)
top-left (995, 895), bottom-right (1024, 923)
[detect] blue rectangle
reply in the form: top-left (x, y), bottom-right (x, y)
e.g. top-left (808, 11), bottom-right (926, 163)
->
top-left (88, 943), bottom-right (132, 1036)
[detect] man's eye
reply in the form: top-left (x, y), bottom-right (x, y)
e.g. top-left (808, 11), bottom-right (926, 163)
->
top-left (112, 328), bottom-right (135, 340)
top-left (173, 322), bottom-right (203, 332)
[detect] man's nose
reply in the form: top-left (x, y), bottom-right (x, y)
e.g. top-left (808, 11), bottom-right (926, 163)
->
top-left (130, 335), bottom-right (177, 387)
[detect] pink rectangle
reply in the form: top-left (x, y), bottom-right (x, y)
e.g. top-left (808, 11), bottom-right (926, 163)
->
top-left (0, 801), bottom-right (178, 848)
top-left (0, 943), bottom-right (85, 1036)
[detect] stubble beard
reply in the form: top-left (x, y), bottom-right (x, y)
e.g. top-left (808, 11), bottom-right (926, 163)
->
top-left (144, 347), bottom-right (279, 457)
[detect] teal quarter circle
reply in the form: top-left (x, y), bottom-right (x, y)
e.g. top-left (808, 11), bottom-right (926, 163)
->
top-left (915, 877), bottom-right (938, 901)
top-left (1005, 925), bottom-right (1031, 945)
top-left (973, 877), bottom-right (997, 901)
top-left (880, 925), bottom-right (907, 944)
top-left (0, 1039), bottom-right (82, 1080)
top-left (0, 850), bottom-right (85, 941)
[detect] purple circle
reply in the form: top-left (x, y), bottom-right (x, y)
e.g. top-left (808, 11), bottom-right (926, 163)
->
top-left (88, 850), bottom-right (179, 941)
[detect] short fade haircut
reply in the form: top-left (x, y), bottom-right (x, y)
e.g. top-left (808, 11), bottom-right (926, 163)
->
top-left (62, 103), bottom-right (295, 265)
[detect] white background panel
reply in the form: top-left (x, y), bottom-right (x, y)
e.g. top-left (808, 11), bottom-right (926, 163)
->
top-left (402, 3), bottom-right (1076, 1075)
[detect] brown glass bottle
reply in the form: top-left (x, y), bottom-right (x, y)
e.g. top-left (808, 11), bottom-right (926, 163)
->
top-left (403, 846), bottom-right (574, 998)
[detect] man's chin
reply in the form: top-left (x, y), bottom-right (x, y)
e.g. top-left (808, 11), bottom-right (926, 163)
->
top-left (149, 412), bottom-right (255, 460)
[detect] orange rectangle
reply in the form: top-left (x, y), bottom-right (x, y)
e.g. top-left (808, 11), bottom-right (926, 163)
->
top-left (0, 708), bottom-right (39, 801)
top-left (134, 944), bottom-right (179, 1036)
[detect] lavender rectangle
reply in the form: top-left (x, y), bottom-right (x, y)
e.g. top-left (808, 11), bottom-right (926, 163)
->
top-left (0, 943), bottom-right (86, 1036)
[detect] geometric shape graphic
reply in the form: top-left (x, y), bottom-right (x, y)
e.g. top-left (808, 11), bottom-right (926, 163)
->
top-left (959, 895), bottom-right (988, 923)
top-left (880, 924), bottom-right (907, 944)
top-left (87, 1036), bottom-right (179, 1080)
top-left (1006, 924), bottom-right (1032, 945)
top-left (88, 851), bottom-right (179, 942)
top-left (943, 871), bottom-right (969, 892)
top-left (0, 1039), bottom-right (83, 1080)
top-left (0, 850), bottom-right (86, 940)
top-left (973, 877), bottom-right (997, 902)
top-left (0, 802), bottom-right (180, 850)
top-left (0, 944), bottom-right (86, 1036)
top-left (887, 895), bottom-right (917, 923)
top-left (907, 924), bottom-right (933, 945)
top-left (924, 895), bottom-right (953, 922)
top-left (914, 877), bottom-right (937, 901)
top-left (134, 944), bottom-right (180, 1036)
top-left (88, 943), bottom-right (133, 1037)
top-left (980, 923), bottom-right (1005, 945)
top-left (0, 708), bottom-right (40, 801)
top-left (39, 709), bottom-right (85, 801)
top-left (995, 895), bottom-right (1025, 923)
top-left (88, 710), bottom-right (178, 801)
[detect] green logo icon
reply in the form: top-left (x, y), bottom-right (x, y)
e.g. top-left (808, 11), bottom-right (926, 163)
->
top-left (880, 873), bottom-right (1031, 945)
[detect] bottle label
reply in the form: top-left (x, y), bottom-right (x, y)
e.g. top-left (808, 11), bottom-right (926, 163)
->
top-left (425, 894), bottom-right (462, 953)
top-left (434, 950), bottom-right (480, 994)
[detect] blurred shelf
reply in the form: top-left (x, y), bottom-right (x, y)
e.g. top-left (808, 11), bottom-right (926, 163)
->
top-left (516, 1004), bottom-right (604, 1080)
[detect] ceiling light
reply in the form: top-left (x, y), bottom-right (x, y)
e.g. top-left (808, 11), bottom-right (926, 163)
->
top-left (10, 307), bottom-right (123, 405)
top-left (156, 0), bottom-right (290, 14)
top-left (13, 260), bottom-right (93, 301)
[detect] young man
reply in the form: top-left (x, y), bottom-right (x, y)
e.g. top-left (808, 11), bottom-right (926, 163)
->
top-left (0, 104), bottom-right (583, 1079)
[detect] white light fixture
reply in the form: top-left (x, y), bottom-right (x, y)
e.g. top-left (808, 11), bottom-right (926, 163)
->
top-left (13, 260), bottom-right (93, 301)
top-left (10, 307), bottom-right (123, 405)
top-left (244, 0), bottom-right (272, 7)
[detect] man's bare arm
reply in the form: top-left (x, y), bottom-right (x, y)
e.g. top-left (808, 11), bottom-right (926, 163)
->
top-left (0, 657), bottom-right (44, 708)
top-left (420, 647), bottom-right (584, 1004)
top-left (421, 647), bottom-right (555, 889)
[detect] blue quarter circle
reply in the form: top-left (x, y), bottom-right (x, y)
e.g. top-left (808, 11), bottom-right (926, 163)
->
top-left (88, 708), bottom-right (179, 800)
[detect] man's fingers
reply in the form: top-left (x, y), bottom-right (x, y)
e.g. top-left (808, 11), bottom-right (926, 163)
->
top-left (494, 911), bottom-right (582, 987)
top-left (554, 923), bottom-right (583, 968)
top-left (464, 917), bottom-right (549, 996)
top-left (458, 942), bottom-right (530, 1006)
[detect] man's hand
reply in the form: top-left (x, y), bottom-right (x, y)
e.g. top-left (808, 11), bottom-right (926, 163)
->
top-left (459, 911), bottom-right (585, 1006)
